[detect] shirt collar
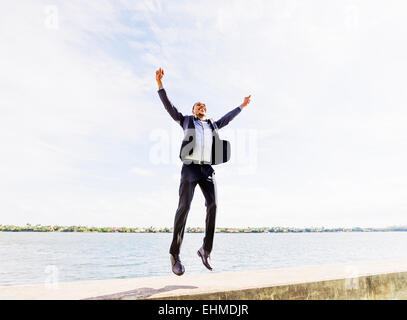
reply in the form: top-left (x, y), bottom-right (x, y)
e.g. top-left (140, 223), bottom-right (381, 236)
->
top-left (193, 115), bottom-right (208, 122)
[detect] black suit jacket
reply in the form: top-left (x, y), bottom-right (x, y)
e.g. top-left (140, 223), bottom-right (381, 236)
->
top-left (158, 88), bottom-right (242, 165)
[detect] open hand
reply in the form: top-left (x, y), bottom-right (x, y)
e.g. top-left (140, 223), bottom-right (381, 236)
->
top-left (156, 67), bottom-right (164, 87)
top-left (241, 95), bottom-right (251, 108)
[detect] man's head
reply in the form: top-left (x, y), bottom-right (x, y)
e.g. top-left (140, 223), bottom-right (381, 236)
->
top-left (192, 102), bottom-right (207, 119)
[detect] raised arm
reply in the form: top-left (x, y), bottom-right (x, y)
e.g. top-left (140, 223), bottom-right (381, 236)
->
top-left (156, 67), bottom-right (185, 127)
top-left (215, 94), bottom-right (251, 129)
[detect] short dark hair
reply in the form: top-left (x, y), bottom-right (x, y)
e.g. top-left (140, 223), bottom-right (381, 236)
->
top-left (192, 102), bottom-right (198, 112)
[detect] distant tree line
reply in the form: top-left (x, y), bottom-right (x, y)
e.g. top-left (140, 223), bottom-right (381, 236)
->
top-left (1, 224), bottom-right (407, 233)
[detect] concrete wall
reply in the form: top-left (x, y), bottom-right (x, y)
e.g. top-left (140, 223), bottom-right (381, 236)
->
top-left (151, 271), bottom-right (407, 300)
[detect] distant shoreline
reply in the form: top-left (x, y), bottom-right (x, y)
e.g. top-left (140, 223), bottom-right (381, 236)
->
top-left (1, 225), bottom-right (407, 233)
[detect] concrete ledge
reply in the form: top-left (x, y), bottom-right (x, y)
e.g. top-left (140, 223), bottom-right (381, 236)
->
top-left (1, 259), bottom-right (407, 300)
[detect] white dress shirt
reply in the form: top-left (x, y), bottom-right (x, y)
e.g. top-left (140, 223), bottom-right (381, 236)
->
top-left (184, 117), bottom-right (213, 164)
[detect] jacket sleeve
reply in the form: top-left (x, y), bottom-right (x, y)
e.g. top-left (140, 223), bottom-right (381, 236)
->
top-left (215, 106), bottom-right (242, 129)
top-left (157, 87), bottom-right (185, 127)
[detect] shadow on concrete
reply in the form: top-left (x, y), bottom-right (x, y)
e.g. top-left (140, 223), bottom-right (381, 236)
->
top-left (83, 285), bottom-right (198, 300)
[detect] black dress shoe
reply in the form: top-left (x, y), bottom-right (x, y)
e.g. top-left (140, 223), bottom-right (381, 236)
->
top-left (170, 254), bottom-right (185, 276)
top-left (197, 246), bottom-right (213, 271)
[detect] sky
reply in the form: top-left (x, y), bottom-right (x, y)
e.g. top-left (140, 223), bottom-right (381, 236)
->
top-left (1, 0), bottom-right (407, 229)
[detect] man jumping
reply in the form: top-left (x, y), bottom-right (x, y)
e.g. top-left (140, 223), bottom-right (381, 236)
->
top-left (156, 67), bottom-right (251, 276)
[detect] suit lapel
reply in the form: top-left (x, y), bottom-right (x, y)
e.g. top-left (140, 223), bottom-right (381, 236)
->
top-left (208, 118), bottom-right (219, 135)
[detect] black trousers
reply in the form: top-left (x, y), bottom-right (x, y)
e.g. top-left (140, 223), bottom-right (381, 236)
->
top-left (169, 163), bottom-right (217, 256)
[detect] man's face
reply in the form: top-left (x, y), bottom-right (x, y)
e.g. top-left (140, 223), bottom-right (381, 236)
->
top-left (193, 102), bottom-right (207, 118)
